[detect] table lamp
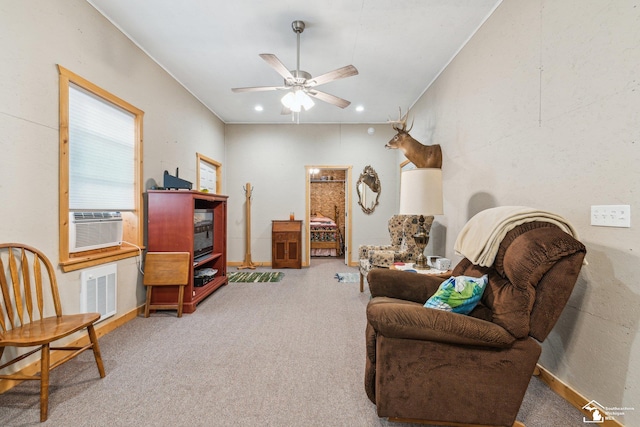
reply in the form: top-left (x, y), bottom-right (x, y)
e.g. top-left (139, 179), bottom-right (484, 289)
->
top-left (399, 168), bottom-right (444, 269)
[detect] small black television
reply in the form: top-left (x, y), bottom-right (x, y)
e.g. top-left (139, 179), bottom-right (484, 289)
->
top-left (193, 209), bottom-right (214, 259)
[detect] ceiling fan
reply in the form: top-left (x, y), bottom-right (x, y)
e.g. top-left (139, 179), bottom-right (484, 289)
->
top-left (231, 20), bottom-right (358, 113)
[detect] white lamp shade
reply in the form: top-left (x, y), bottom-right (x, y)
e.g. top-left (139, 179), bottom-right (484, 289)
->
top-left (399, 168), bottom-right (444, 215)
top-left (281, 90), bottom-right (314, 112)
top-left (297, 91), bottom-right (314, 110)
top-left (281, 92), bottom-right (298, 111)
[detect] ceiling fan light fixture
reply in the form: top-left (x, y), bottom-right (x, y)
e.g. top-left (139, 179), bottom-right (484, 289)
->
top-left (281, 89), bottom-right (314, 112)
top-left (233, 20), bottom-right (357, 114)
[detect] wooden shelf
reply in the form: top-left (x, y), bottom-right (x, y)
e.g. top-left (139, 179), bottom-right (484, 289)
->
top-left (193, 252), bottom-right (222, 268)
top-left (192, 276), bottom-right (226, 302)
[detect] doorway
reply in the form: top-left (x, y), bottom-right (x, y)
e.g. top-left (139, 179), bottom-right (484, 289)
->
top-left (305, 166), bottom-right (352, 266)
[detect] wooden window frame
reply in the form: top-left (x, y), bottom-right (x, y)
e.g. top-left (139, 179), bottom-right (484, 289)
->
top-left (58, 65), bottom-right (144, 272)
top-left (196, 153), bottom-right (222, 194)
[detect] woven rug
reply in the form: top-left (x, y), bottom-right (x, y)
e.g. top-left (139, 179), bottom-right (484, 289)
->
top-left (228, 271), bottom-right (284, 283)
top-left (334, 272), bottom-right (359, 283)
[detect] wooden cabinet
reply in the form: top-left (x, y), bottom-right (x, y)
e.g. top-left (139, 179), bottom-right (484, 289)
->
top-left (147, 190), bottom-right (228, 314)
top-left (272, 220), bottom-right (302, 269)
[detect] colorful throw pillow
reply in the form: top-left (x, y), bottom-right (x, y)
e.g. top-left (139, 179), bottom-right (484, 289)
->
top-left (424, 275), bottom-right (488, 314)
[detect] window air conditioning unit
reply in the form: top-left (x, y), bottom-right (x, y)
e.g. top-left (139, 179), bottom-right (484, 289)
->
top-left (69, 212), bottom-right (123, 253)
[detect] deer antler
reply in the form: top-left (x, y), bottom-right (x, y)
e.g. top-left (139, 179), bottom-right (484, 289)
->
top-left (401, 108), bottom-right (414, 133)
top-left (388, 107), bottom-right (414, 133)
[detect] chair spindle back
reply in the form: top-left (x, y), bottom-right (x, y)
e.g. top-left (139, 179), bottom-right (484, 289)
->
top-left (0, 243), bottom-right (62, 333)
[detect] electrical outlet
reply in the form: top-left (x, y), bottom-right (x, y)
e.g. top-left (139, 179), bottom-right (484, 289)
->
top-left (591, 205), bottom-right (631, 228)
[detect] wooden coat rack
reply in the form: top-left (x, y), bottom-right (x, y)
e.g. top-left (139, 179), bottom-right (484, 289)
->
top-left (238, 182), bottom-right (256, 269)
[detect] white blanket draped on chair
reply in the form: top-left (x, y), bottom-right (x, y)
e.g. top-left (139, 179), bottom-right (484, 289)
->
top-left (454, 206), bottom-right (580, 267)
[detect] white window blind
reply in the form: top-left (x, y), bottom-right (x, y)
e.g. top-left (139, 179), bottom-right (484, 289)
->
top-left (68, 84), bottom-right (135, 211)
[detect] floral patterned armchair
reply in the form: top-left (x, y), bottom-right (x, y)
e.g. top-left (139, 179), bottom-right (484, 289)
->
top-left (358, 215), bottom-right (426, 292)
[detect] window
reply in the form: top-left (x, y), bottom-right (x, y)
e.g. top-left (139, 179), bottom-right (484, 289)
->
top-left (58, 65), bottom-right (144, 272)
top-left (196, 153), bottom-right (222, 194)
top-left (68, 85), bottom-right (136, 210)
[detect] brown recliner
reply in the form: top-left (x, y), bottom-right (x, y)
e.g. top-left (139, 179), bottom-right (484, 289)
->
top-left (364, 222), bottom-right (586, 427)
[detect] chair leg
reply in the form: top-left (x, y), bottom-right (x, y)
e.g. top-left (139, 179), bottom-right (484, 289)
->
top-left (40, 344), bottom-right (50, 422)
top-left (144, 285), bottom-right (153, 318)
top-left (360, 272), bottom-right (364, 293)
top-left (87, 324), bottom-right (106, 378)
top-left (177, 285), bottom-right (185, 318)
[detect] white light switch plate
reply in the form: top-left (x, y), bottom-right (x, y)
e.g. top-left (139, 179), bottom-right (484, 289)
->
top-left (591, 205), bottom-right (631, 228)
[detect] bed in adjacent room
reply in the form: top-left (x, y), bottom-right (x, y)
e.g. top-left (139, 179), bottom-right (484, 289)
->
top-left (310, 207), bottom-right (342, 257)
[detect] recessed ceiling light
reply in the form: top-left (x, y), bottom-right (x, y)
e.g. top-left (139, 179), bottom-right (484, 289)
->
top-left (254, 105), bottom-right (263, 112)
top-left (355, 105), bottom-right (364, 112)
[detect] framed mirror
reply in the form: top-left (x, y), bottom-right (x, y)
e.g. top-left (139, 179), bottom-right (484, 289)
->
top-left (356, 165), bottom-right (381, 214)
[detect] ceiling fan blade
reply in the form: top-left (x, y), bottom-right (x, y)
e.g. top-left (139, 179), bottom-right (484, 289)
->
top-left (231, 86), bottom-right (287, 93)
top-left (259, 54), bottom-right (294, 81)
top-left (307, 90), bottom-right (351, 109)
top-left (281, 106), bottom-right (292, 115)
top-left (307, 65), bottom-right (358, 87)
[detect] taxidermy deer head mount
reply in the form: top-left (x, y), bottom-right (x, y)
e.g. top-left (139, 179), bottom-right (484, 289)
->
top-left (386, 108), bottom-right (442, 169)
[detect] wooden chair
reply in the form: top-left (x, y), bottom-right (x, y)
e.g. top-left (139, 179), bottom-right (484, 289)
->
top-left (143, 252), bottom-right (190, 318)
top-left (0, 243), bottom-right (105, 422)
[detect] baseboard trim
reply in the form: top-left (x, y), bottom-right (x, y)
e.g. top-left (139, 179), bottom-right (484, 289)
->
top-left (535, 364), bottom-right (625, 427)
top-left (227, 261), bottom-right (271, 267)
top-left (0, 305), bottom-right (144, 394)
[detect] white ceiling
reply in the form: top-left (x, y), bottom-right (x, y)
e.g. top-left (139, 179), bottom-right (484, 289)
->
top-left (87, 0), bottom-right (501, 124)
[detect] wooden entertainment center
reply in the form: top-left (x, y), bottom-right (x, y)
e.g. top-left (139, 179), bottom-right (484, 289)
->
top-left (147, 190), bottom-right (228, 314)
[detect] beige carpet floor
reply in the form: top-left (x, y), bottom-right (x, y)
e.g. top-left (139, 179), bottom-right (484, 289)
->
top-left (0, 258), bottom-right (585, 426)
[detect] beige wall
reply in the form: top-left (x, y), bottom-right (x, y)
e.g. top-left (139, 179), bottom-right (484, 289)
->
top-left (0, 0), bottom-right (225, 328)
top-left (411, 0), bottom-right (639, 423)
top-left (224, 123), bottom-right (410, 266)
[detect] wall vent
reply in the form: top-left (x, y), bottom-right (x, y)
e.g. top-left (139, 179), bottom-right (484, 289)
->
top-left (80, 264), bottom-right (117, 322)
top-left (69, 211), bottom-right (123, 253)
